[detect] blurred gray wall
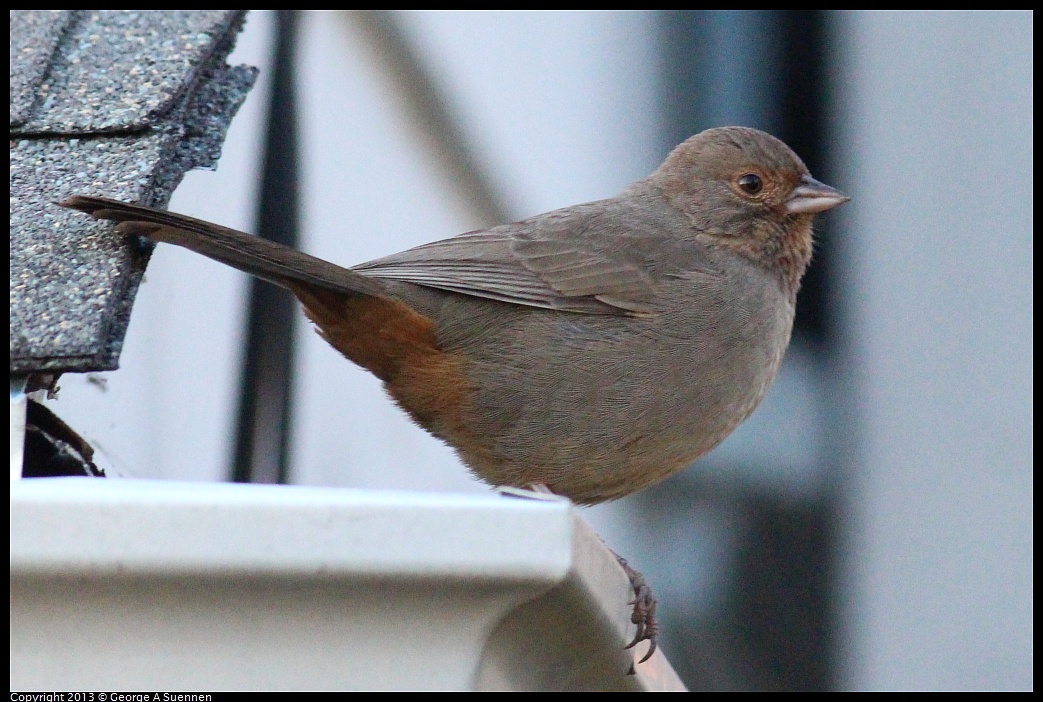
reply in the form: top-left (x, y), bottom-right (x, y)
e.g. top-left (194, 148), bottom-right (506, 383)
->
top-left (835, 11), bottom-right (1032, 691)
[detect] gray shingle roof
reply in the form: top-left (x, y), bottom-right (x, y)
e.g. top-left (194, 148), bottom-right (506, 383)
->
top-left (10, 10), bottom-right (257, 374)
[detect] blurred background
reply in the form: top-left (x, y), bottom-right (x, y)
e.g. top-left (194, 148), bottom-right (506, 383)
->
top-left (45, 11), bottom-right (1032, 690)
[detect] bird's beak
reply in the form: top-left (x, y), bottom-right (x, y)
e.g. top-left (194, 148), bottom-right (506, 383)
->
top-left (785, 174), bottom-right (850, 215)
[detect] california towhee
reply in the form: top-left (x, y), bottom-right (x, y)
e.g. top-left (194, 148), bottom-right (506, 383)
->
top-left (61, 126), bottom-right (848, 661)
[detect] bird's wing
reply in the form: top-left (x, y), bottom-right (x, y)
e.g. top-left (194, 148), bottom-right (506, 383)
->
top-left (353, 202), bottom-right (708, 316)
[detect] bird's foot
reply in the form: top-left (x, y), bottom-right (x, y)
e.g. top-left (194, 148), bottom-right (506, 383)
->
top-left (616, 555), bottom-right (659, 667)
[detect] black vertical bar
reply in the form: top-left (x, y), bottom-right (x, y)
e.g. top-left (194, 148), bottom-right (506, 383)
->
top-left (231, 10), bottom-right (300, 484)
top-left (773, 11), bottom-right (834, 348)
top-left (657, 10), bottom-right (838, 691)
top-left (766, 13), bottom-right (838, 692)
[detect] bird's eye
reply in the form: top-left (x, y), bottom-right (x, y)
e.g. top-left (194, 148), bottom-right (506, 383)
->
top-left (737, 173), bottom-right (763, 195)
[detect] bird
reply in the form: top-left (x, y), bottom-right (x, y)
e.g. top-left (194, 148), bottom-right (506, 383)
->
top-left (60, 126), bottom-right (849, 662)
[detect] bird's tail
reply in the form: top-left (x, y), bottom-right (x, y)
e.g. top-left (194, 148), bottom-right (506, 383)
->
top-left (59, 195), bottom-right (386, 299)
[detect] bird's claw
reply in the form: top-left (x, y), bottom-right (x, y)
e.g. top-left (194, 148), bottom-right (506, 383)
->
top-left (617, 556), bottom-right (659, 665)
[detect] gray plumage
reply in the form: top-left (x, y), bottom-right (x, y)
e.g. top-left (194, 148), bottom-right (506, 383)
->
top-left (61, 126), bottom-right (848, 504)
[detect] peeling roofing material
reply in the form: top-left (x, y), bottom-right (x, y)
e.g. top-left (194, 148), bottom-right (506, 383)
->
top-left (10, 10), bottom-right (257, 374)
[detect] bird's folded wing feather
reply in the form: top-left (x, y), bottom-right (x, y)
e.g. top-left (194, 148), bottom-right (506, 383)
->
top-left (353, 206), bottom-right (673, 315)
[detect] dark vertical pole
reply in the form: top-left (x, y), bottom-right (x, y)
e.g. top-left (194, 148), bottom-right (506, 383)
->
top-left (773, 11), bottom-right (836, 348)
top-left (749, 14), bottom-right (836, 691)
top-left (657, 10), bottom-right (838, 691)
top-left (232, 10), bottom-right (300, 484)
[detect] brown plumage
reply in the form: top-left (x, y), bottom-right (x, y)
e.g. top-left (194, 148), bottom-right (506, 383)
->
top-left (61, 126), bottom-right (848, 659)
top-left (61, 126), bottom-right (846, 504)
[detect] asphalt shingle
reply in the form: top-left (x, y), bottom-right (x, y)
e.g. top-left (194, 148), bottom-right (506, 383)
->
top-left (10, 10), bottom-right (257, 374)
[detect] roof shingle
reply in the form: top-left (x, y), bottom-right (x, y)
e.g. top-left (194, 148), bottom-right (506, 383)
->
top-left (10, 10), bottom-right (257, 374)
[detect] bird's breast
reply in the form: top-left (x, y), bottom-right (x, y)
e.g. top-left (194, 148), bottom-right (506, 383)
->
top-left (426, 265), bottom-right (795, 503)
